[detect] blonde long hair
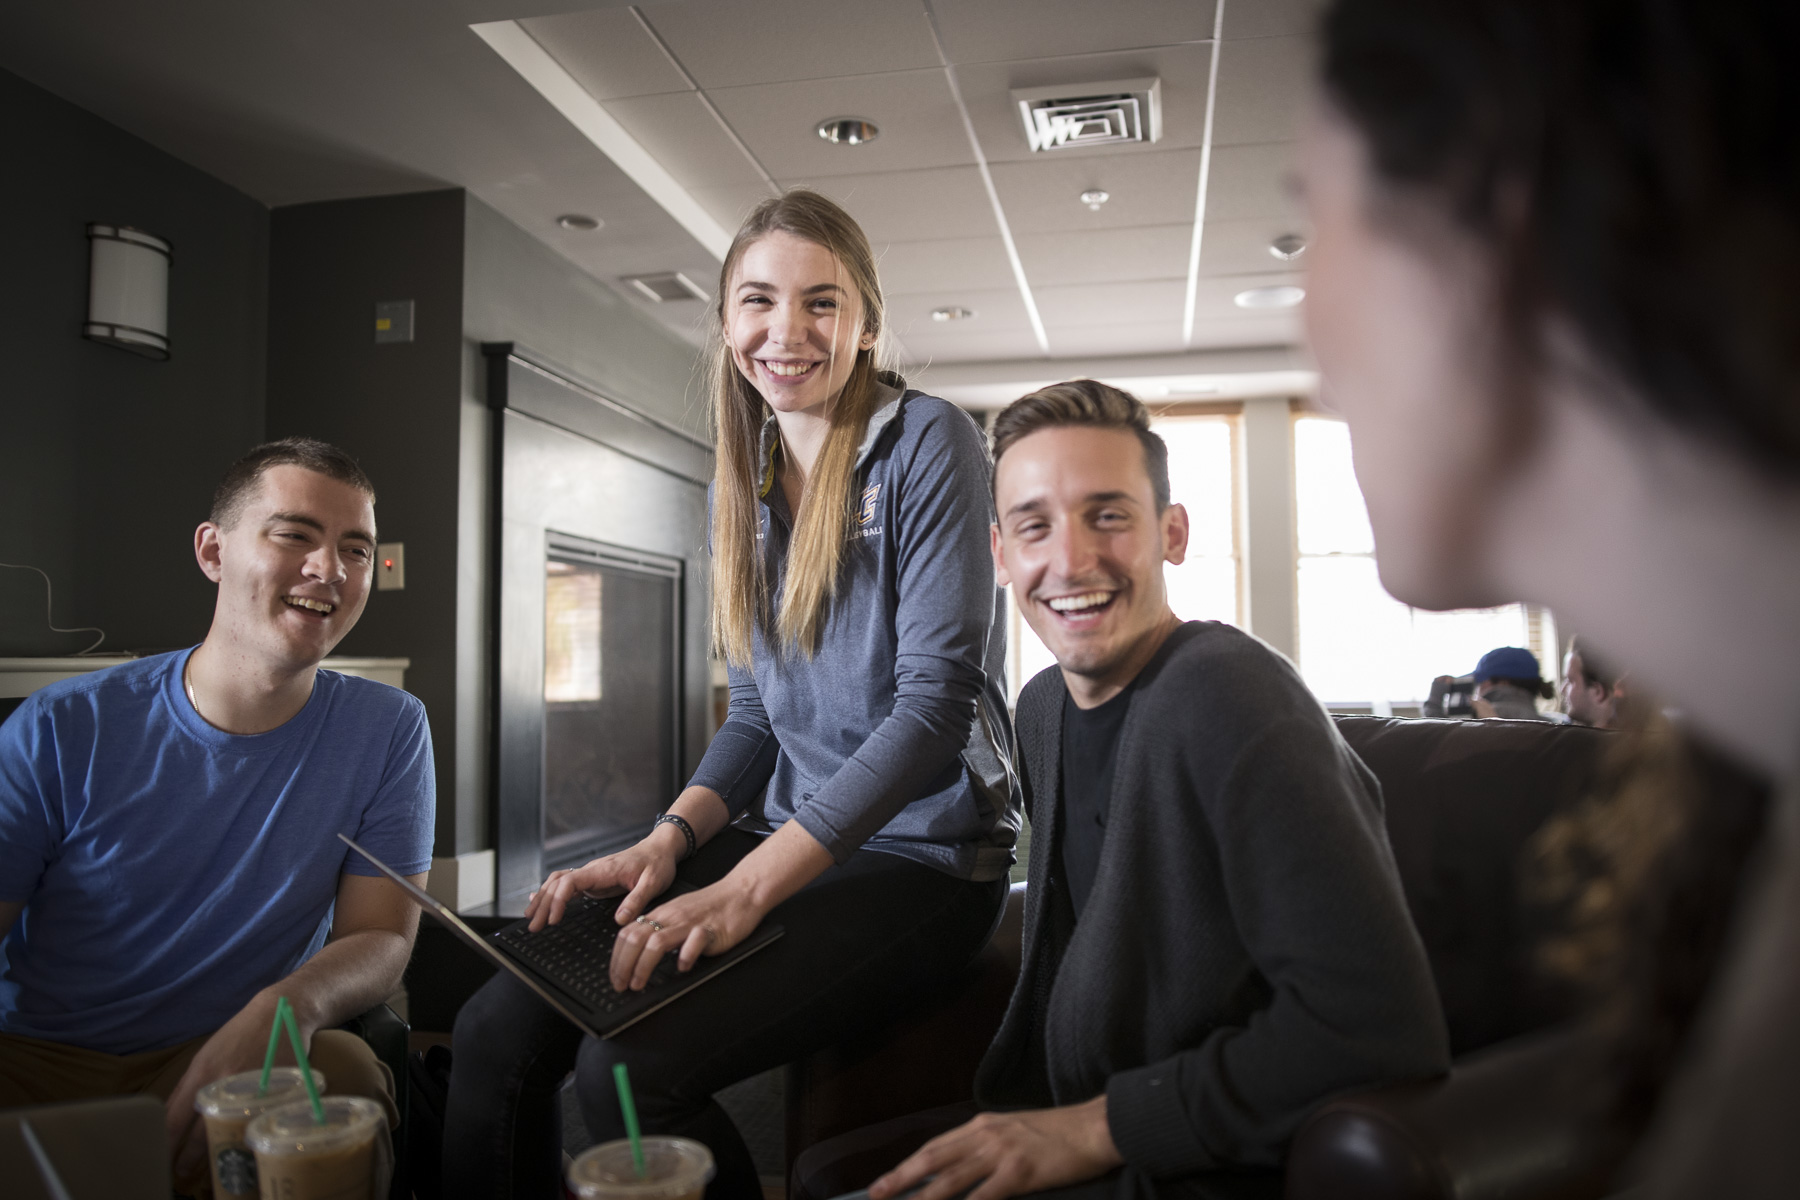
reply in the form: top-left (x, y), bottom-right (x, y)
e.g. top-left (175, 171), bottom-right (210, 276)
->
top-left (709, 190), bottom-right (890, 665)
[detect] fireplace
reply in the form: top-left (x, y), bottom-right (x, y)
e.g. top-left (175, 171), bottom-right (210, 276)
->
top-left (542, 536), bottom-right (681, 867)
top-left (486, 345), bottom-right (714, 908)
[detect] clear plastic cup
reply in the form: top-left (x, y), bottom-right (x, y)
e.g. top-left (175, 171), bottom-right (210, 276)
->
top-left (245, 1094), bottom-right (390, 1200)
top-left (565, 1137), bottom-right (715, 1200)
top-left (194, 1067), bottom-right (327, 1200)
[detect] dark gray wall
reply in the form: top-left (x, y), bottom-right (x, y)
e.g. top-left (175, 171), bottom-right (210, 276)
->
top-left (0, 67), bottom-right (267, 656)
top-left (266, 189), bottom-right (466, 853)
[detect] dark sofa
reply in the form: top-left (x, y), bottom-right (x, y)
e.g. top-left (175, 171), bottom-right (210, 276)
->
top-left (787, 715), bottom-right (1630, 1199)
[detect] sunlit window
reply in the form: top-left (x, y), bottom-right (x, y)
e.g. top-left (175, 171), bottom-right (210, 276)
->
top-left (1005, 414), bottom-right (1240, 702)
top-left (1293, 417), bottom-right (1553, 706)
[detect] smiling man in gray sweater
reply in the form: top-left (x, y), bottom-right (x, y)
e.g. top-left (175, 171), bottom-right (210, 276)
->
top-left (848, 380), bottom-right (1449, 1200)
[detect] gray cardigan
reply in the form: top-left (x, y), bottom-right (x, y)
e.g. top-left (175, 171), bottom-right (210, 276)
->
top-left (975, 621), bottom-right (1449, 1174)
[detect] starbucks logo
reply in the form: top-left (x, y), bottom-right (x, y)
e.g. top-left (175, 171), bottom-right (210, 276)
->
top-left (217, 1146), bottom-right (258, 1196)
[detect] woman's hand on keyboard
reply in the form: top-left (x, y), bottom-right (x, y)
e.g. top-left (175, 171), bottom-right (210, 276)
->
top-left (523, 840), bottom-right (679, 933)
top-left (609, 878), bottom-right (761, 991)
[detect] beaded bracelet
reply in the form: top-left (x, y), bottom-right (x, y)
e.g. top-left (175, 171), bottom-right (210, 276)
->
top-left (654, 812), bottom-right (697, 860)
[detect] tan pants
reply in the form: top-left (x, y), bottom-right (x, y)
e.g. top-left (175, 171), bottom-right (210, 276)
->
top-left (0, 1027), bottom-right (397, 1193)
top-left (0, 1028), bottom-right (395, 1120)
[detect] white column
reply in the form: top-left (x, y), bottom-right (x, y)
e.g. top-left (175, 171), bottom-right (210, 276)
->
top-left (1241, 397), bottom-right (1298, 662)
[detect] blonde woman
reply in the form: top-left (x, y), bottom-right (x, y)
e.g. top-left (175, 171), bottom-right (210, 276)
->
top-left (445, 191), bottom-right (1020, 1200)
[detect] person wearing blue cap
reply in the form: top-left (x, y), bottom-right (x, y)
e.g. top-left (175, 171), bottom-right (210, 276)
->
top-left (1425, 647), bottom-right (1559, 721)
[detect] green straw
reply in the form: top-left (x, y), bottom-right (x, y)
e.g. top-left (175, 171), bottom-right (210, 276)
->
top-left (276, 996), bottom-right (328, 1126)
top-left (612, 1063), bottom-right (646, 1177)
top-left (258, 998), bottom-right (285, 1095)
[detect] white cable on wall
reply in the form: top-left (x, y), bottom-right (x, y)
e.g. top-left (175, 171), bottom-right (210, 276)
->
top-left (0, 564), bottom-right (107, 655)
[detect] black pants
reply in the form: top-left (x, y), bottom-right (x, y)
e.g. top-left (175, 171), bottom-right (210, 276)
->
top-left (443, 829), bottom-right (1009, 1200)
top-left (790, 1105), bottom-right (1282, 1200)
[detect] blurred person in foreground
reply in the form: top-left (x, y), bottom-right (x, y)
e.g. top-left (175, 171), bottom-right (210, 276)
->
top-left (1306, 0), bottom-right (1800, 1193)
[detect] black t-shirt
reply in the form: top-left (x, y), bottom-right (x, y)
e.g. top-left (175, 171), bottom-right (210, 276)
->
top-left (1059, 683), bottom-right (1133, 919)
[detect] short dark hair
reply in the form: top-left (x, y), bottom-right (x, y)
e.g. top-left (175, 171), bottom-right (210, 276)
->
top-left (990, 379), bottom-right (1171, 510)
top-left (1568, 635), bottom-right (1622, 691)
top-left (210, 437), bottom-right (376, 528)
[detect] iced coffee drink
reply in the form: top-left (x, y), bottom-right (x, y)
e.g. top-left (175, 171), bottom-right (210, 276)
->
top-left (195, 1068), bottom-right (327, 1200)
top-left (246, 1094), bottom-right (388, 1200)
top-left (565, 1137), bottom-right (715, 1200)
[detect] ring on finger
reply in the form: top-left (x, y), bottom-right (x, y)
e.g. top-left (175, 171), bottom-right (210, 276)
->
top-left (701, 924), bottom-right (718, 945)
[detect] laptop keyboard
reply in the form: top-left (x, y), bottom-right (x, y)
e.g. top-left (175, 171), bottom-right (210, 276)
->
top-left (492, 897), bottom-right (680, 1014)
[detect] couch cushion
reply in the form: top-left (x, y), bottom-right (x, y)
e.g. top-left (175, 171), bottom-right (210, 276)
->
top-left (1333, 716), bottom-right (1610, 1055)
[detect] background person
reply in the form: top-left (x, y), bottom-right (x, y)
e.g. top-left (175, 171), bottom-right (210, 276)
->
top-left (1562, 636), bottom-right (1630, 729)
top-left (0, 438), bottom-right (432, 1188)
top-left (1306, 0), bottom-right (1800, 1193)
top-left (1423, 648), bottom-right (1555, 720)
top-left (444, 190), bottom-right (1020, 1200)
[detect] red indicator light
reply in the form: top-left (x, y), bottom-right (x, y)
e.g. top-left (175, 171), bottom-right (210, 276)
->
top-left (383, 559), bottom-right (394, 569)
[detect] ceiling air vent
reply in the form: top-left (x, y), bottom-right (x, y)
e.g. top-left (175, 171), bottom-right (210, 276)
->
top-left (623, 272), bottom-right (707, 303)
top-left (1012, 77), bottom-right (1162, 153)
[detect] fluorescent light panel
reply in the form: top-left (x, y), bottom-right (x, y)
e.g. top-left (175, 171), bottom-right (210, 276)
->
top-left (1182, 0), bottom-right (1228, 345)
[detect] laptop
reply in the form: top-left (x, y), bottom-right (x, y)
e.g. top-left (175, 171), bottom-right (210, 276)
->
top-left (339, 833), bottom-right (783, 1038)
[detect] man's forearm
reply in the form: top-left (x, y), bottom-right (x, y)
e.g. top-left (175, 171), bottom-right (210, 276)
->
top-left (266, 928), bottom-right (413, 1038)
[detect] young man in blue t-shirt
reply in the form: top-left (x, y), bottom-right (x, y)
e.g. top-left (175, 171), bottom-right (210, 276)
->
top-left (0, 438), bottom-right (434, 1188)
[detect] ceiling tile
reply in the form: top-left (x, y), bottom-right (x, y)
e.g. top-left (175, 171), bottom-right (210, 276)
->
top-left (1038, 323), bottom-right (1188, 358)
top-left (689, 180), bottom-right (782, 233)
top-left (1186, 313), bottom-right (1303, 349)
top-left (988, 148), bottom-right (1201, 234)
top-left (602, 91), bottom-right (774, 188)
top-left (930, 0), bottom-right (1217, 64)
top-left (1197, 216), bottom-right (1313, 277)
top-left (1211, 36), bottom-right (1313, 146)
top-left (519, 9), bottom-right (690, 100)
top-left (1223, 0), bottom-right (1327, 41)
top-left (711, 69), bottom-right (973, 178)
top-left (888, 287), bottom-right (1033, 337)
top-left (876, 236), bottom-right (1017, 294)
top-left (900, 328), bottom-right (1049, 367)
top-left (1204, 141), bottom-right (1303, 223)
top-left (953, 42), bottom-right (1215, 165)
top-left (1015, 223), bottom-right (1190, 286)
top-left (639, 0), bottom-right (940, 88)
top-left (794, 166), bottom-right (998, 242)
top-left (1036, 279), bottom-right (1188, 328)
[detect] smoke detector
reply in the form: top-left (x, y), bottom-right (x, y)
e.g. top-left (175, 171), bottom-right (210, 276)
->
top-left (1012, 77), bottom-right (1162, 153)
top-left (623, 272), bottom-right (707, 303)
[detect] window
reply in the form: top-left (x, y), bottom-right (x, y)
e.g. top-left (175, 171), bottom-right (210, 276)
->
top-left (1292, 416), bottom-right (1556, 707)
top-left (1005, 413), bottom-right (1241, 703)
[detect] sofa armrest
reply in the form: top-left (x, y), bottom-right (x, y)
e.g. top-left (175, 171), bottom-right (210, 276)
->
top-left (1284, 1026), bottom-right (1631, 1200)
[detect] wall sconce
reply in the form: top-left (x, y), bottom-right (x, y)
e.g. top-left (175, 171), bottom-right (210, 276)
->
top-left (84, 223), bottom-right (171, 360)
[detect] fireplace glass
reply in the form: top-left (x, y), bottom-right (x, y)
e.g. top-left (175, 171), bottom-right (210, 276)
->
top-left (542, 538), bottom-right (680, 867)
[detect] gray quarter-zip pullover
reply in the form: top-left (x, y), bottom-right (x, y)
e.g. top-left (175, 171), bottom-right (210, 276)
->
top-left (689, 377), bottom-right (1021, 881)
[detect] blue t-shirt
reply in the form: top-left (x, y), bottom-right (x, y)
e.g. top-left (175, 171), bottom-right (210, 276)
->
top-left (0, 649), bottom-right (434, 1054)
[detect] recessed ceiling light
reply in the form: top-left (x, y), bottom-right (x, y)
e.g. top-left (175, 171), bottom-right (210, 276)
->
top-left (1080, 189), bottom-right (1111, 211)
top-left (931, 306), bottom-right (976, 322)
top-left (557, 214), bottom-right (602, 231)
top-left (1234, 285), bottom-right (1306, 310)
top-left (816, 117), bottom-right (879, 146)
top-left (1268, 234), bottom-right (1307, 260)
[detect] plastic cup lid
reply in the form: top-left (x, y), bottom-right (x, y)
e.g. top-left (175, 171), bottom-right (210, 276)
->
top-left (566, 1138), bottom-right (715, 1200)
top-left (195, 1068), bottom-right (328, 1119)
top-left (245, 1095), bottom-right (384, 1157)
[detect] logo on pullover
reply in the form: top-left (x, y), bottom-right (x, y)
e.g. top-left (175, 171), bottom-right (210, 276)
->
top-left (859, 483), bottom-right (880, 525)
